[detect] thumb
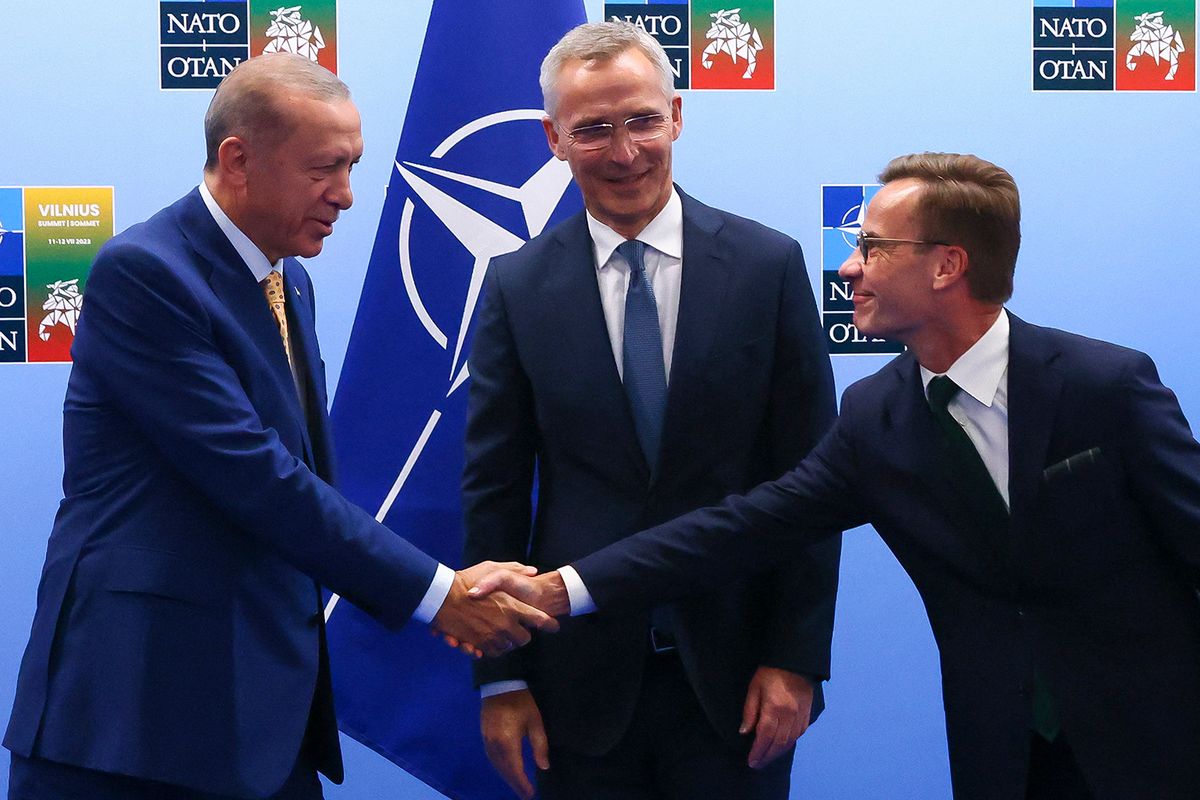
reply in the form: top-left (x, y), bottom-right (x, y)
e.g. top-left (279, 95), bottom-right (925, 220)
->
top-left (740, 682), bottom-right (761, 735)
top-left (529, 715), bottom-right (551, 771)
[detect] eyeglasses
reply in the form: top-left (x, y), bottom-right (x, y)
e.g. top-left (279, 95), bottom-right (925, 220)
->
top-left (564, 113), bottom-right (670, 151)
top-left (855, 231), bottom-right (950, 262)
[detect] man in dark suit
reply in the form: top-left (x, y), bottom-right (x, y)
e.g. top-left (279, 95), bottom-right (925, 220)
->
top-left (474, 153), bottom-right (1200, 799)
top-left (4, 53), bottom-right (554, 800)
top-left (461, 21), bottom-right (840, 800)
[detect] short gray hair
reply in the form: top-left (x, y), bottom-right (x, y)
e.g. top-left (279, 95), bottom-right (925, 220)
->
top-left (540, 21), bottom-right (676, 117)
top-left (204, 52), bottom-right (350, 171)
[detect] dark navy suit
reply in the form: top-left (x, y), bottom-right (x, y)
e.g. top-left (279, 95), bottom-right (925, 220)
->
top-left (573, 313), bottom-right (1200, 799)
top-left (462, 189), bottom-right (841, 777)
top-left (4, 190), bottom-right (438, 798)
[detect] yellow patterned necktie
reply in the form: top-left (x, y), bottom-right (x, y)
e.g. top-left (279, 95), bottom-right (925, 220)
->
top-left (261, 271), bottom-right (292, 366)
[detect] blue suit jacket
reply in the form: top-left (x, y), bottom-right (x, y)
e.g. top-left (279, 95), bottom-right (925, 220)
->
top-left (462, 189), bottom-right (840, 755)
top-left (4, 190), bottom-right (439, 798)
top-left (573, 314), bottom-right (1200, 799)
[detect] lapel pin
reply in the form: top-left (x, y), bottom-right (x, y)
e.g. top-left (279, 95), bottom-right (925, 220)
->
top-left (294, 287), bottom-right (301, 297)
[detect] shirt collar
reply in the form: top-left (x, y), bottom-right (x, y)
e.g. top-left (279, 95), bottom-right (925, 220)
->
top-left (920, 310), bottom-right (1010, 407)
top-left (587, 187), bottom-right (683, 271)
top-left (198, 179), bottom-right (283, 283)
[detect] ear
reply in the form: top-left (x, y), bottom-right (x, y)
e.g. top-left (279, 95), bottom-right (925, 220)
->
top-left (669, 94), bottom-right (683, 141)
top-left (215, 136), bottom-right (251, 188)
top-left (543, 116), bottom-right (568, 162)
top-left (932, 244), bottom-right (969, 291)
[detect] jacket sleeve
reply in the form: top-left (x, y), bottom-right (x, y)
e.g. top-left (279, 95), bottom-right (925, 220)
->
top-left (72, 241), bottom-right (439, 628)
top-left (1119, 352), bottom-right (1200, 583)
top-left (572, 404), bottom-right (868, 615)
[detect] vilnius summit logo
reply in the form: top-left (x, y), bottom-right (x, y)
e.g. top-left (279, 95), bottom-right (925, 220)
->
top-left (1033, 0), bottom-right (1195, 91)
top-left (159, 1), bottom-right (338, 90)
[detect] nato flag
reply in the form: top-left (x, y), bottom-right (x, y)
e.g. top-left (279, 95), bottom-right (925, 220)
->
top-left (325, 1), bottom-right (584, 797)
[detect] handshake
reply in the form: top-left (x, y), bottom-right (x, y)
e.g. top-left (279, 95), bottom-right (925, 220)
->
top-left (430, 562), bottom-right (572, 658)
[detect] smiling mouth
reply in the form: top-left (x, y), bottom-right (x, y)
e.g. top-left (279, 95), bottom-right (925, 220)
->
top-left (608, 171), bottom-right (649, 185)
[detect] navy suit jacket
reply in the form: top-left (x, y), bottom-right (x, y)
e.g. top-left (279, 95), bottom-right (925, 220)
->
top-left (4, 190), bottom-right (439, 798)
top-left (573, 313), bottom-right (1200, 798)
top-left (462, 189), bottom-right (840, 756)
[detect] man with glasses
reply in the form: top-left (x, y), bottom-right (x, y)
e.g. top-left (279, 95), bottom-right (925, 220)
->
top-left (476, 152), bottom-right (1200, 799)
top-left (461, 20), bottom-right (840, 800)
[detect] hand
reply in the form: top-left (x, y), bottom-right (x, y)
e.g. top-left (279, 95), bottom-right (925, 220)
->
top-left (740, 666), bottom-right (814, 769)
top-left (469, 569), bottom-right (571, 617)
top-left (481, 689), bottom-right (549, 800)
top-left (432, 564), bottom-right (559, 659)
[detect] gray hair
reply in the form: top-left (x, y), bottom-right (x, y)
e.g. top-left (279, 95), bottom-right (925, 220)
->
top-left (540, 21), bottom-right (676, 117)
top-left (204, 52), bottom-right (350, 171)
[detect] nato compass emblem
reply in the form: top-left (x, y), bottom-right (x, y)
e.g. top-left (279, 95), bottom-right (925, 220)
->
top-left (323, 110), bottom-right (575, 620)
top-left (395, 109), bottom-right (574, 396)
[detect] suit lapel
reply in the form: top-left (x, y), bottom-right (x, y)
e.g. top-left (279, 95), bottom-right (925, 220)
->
top-left (1006, 314), bottom-right (1064, 526)
top-left (657, 192), bottom-right (732, 483)
top-left (541, 214), bottom-right (649, 478)
top-left (283, 260), bottom-right (322, 470)
top-left (176, 191), bottom-right (309, 449)
top-left (884, 354), bottom-right (1009, 563)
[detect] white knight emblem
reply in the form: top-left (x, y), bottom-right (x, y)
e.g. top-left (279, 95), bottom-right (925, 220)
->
top-left (263, 6), bottom-right (326, 62)
top-left (702, 8), bottom-right (764, 79)
top-left (39, 279), bottom-right (83, 342)
top-left (1126, 11), bottom-right (1186, 80)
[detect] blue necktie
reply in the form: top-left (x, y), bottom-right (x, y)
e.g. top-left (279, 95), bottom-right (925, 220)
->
top-left (618, 239), bottom-right (667, 473)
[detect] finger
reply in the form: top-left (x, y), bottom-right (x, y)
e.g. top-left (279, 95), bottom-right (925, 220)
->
top-left (486, 736), bottom-right (533, 800)
top-left (529, 713), bottom-right (551, 771)
top-left (513, 601), bottom-right (559, 633)
top-left (469, 571), bottom-right (520, 598)
top-left (740, 683), bottom-right (761, 735)
top-left (482, 627), bottom-right (529, 658)
top-left (748, 715), bottom-right (779, 768)
top-left (494, 561), bottom-right (539, 576)
top-left (760, 724), bottom-right (794, 767)
top-left (461, 642), bottom-right (482, 659)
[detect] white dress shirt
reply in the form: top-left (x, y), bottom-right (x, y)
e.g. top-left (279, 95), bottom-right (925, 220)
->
top-left (198, 181), bottom-right (453, 624)
top-left (919, 310), bottom-right (1011, 508)
top-left (482, 193), bottom-right (686, 697)
top-left (588, 188), bottom-right (684, 382)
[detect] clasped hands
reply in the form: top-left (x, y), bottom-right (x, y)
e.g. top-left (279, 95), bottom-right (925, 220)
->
top-left (430, 562), bottom-right (569, 658)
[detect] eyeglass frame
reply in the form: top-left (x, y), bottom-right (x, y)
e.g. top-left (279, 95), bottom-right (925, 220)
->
top-left (855, 231), bottom-right (951, 262)
top-left (562, 113), bottom-right (671, 151)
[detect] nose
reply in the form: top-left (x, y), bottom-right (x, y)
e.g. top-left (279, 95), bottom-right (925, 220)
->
top-left (327, 169), bottom-right (354, 210)
top-left (607, 127), bottom-right (639, 165)
top-left (838, 248), bottom-right (863, 281)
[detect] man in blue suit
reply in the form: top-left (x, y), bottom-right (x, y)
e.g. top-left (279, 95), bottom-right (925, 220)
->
top-left (474, 153), bottom-right (1200, 799)
top-left (462, 21), bottom-right (840, 800)
top-left (4, 53), bottom-right (554, 800)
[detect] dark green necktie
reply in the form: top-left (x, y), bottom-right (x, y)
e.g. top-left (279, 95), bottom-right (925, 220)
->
top-left (927, 376), bottom-right (1059, 741)
top-left (926, 376), bottom-right (1008, 523)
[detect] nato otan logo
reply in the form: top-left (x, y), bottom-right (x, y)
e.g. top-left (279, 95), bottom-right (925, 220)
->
top-left (1033, 0), bottom-right (1195, 91)
top-left (160, 1), bottom-right (337, 90)
top-left (820, 185), bottom-right (903, 356)
top-left (604, 2), bottom-right (775, 89)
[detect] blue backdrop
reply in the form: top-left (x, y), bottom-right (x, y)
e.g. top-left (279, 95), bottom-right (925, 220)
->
top-left (1, 1), bottom-right (1196, 798)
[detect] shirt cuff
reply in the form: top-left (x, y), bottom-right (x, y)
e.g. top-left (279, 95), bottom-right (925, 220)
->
top-left (480, 680), bottom-right (530, 699)
top-left (411, 563), bottom-right (455, 624)
top-left (558, 565), bottom-right (597, 616)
